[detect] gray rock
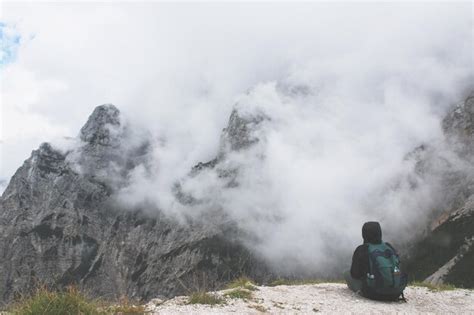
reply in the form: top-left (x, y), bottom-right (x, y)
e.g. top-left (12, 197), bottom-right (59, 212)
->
top-left (80, 104), bottom-right (121, 145)
top-left (442, 92), bottom-right (474, 156)
top-left (219, 108), bottom-right (267, 154)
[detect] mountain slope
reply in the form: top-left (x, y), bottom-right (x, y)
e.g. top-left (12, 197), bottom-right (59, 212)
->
top-left (0, 104), bottom-right (267, 305)
top-left (405, 93), bottom-right (474, 288)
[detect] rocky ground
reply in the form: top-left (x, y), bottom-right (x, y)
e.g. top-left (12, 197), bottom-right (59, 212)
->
top-left (145, 283), bottom-right (474, 314)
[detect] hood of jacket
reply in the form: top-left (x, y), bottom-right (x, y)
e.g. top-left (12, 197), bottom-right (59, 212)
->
top-left (362, 221), bottom-right (382, 244)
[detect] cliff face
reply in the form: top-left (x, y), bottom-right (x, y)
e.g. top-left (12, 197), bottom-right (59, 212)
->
top-left (0, 104), bottom-right (267, 305)
top-left (406, 93), bottom-right (474, 288)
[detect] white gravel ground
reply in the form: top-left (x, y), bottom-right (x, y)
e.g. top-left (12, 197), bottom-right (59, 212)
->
top-left (145, 283), bottom-right (474, 314)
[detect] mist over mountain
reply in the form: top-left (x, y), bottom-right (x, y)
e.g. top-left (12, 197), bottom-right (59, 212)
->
top-left (1, 1), bottom-right (473, 307)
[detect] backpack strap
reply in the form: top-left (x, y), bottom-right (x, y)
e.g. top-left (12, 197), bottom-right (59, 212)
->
top-left (385, 242), bottom-right (399, 257)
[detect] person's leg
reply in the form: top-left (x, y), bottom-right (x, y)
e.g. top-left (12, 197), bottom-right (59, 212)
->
top-left (344, 270), bottom-right (363, 293)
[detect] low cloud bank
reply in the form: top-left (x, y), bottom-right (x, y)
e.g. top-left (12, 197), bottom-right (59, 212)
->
top-left (121, 76), bottom-right (472, 275)
top-left (3, 2), bottom-right (473, 275)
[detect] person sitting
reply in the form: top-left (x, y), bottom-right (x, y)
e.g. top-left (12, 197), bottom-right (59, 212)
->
top-left (344, 221), bottom-right (407, 301)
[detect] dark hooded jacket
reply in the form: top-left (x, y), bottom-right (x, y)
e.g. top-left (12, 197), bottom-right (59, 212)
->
top-left (350, 221), bottom-right (394, 279)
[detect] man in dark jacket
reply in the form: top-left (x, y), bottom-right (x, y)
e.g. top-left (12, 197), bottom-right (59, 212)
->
top-left (344, 221), bottom-right (385, 293)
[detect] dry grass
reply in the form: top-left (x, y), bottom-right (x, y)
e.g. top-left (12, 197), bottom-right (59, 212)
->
top-left (105, 295), bottom-right (147, 314)
top-left (268, 278), bottom-right (343, 287)
top-left (7, 286), bottom-right (149, 315)
top-left (410, 281), bottom-right (456, 292)
top-left (187, 292), bottom-right (225, 305)
top-left (226, 276), bottom-right (258, 291)
top-left (223, 288), bottom-right (253, 300)
top-left (7, 286), bottom-right (104, 315)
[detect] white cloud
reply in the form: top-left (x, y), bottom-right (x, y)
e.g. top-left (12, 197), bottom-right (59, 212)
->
top-left (1, 2), bottom-right (472, 275)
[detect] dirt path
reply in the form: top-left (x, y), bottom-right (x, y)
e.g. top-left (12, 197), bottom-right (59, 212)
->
top-left (146, 283), bottom-right (474, 314)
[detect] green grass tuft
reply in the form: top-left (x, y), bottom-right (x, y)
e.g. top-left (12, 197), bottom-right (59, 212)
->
top-left (410, 281), bottom-right (456, 291)
top-left (268, 278), bottom-right (343, 287)
top-left (7, 286), bottom-right (149, 315)
top-left (224, 288), bottom-right (253, 300)
top-left (187, 292), bottom-right (225, 305)
top-left (8, 286), bottom-right (105, 315)
top-left (226, 276), bottom-right (258, 291)
top-left (105, 295), bottom-right (147, 314)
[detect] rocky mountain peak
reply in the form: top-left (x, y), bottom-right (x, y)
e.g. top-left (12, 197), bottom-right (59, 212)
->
top-left (76, 104), bottom-right (126, 177)
top-left (80, 104), bottom-right (121, 146)
top-left (219, 109), bottom-right (266, 153)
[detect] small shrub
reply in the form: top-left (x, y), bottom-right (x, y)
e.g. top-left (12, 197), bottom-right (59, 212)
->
top-left (268, 279), bottom-right (294, 286)
top-left (410, 281), bottom-right (456, 291)
top-left (106, 295), bottom-right (147, 314)
top-left (226, 276), bottom-right (258, 291)
top-left (8, 286), bottom-right (104, 315)
top-left (187, 292), bottom-right (224, 305)
top-left (224, 288), bottom-right (253, 300)
top-left (268, 279), bottom-right (321, 286)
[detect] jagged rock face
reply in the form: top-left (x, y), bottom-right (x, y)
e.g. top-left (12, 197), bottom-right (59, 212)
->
top-left (442, 93), bottom-right (474, 156)
top-left (74, 104), bottom-right (149, 184)
top-left (80, 104), bottom-right (121, 144)
top-left (0, 104), bottom-right (267, 305)
top-left (77, 104), bottom-right (123, 173)
top-left (406, 93), bottom-right (474, 288)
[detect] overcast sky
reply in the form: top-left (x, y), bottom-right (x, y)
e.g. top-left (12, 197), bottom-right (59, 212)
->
top-left (0, 2), bottom-right (472, 194)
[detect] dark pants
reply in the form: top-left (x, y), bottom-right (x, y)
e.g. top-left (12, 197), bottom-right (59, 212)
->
top-left (344, 270), bottom-right (363, 293)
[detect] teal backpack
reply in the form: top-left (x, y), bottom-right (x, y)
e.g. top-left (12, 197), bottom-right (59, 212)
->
top-left (365, 242), bottom-right (407, 301)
